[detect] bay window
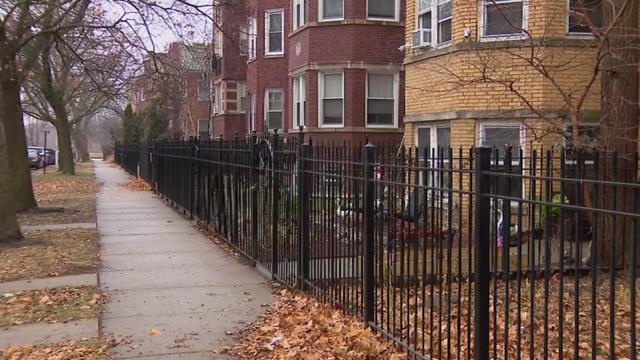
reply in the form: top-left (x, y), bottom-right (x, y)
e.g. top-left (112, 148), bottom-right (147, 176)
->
top-left (367, 73), bottom-right (396, 126)
top-left (368, 0), bottom-right (398, 21)
top-left (239, 24), bottom-right (248, 55)
top-left (293, 75), bottom-right (306, 128)
top-left (293, 0), bottom-right (306, 30)
top-left (248, 16), bottom-right (257, 60)
top-left (482, 0), bottom-right (526, 38)
top-left (415, 0), bottom-right (451, 47)
top-left (320, 0), bottom-right (343, 21)
top-left (265, 10), bottom-right (284, 55)
top-left (437, 0), bottom-right (452, 43)
top-left (568, 0), bottom-right (602, 35)
top-left (319, 72), bottom-right (343, 126)
top-left (265, 89), bottom-right (283, 130)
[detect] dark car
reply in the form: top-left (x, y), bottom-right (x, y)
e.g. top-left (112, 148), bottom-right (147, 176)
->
top-left (27, 148), bottom-right (44, 168)
top-left (44, 149), bottom-right (56, 165)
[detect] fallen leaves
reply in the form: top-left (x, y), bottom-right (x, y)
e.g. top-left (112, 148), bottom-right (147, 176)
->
top-left (0, 338), bottom-right (110, 360)
top-left (195, 222), bottom-right (240, 258)
top-left (0, 287), bottom-right (105, 328)
top-left (218, 284), bottom-right (405, 359)
top-left (148, 328), bottom-right (161, 336)
top-left (118, 177), bottom-right (152, 192)
top-left (0, 229), bottom-right (100, 282)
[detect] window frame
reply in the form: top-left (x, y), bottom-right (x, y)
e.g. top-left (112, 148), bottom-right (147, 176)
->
top-left (196, 77), bottom-right (210, 102)
top-left (365, 72), bottom-right (398, 128)
top-left (214, 28), bottom-right (224, 58)
top-left (415, 0), bottom-right (452, 49)
top-left (293, 75), bottom-right (306, 129)
top-left (318, 71), bottom-right (344, 128)
top-left (197, 119), bottom-right (210, 139)
top-left (239, 24), bottom-right (248, 55)
top-left (265, 9), bottom-right (285, 56)
top-left (248, 16), bottom-right (257, 61)
top-left (319, 0), bottom-right (344, 22)
top-left (414, 124), bottom-right (452, 200)
top-left (213, 82), bottom-right (222, 114)
top-left (479, 0), bottom-right (529, 42)
top-left (248, 92), bottom-right (256, 132)
top-left (264, 88), bottom-right (284, 131)
top-left (238, 81), bottom-right (247, 113)
top-left (367, 0), bottom-right (400, 22)
top-left (566, 0), bottom-right (601, 37)
top-left (293, 0), bottom-right (306, 30)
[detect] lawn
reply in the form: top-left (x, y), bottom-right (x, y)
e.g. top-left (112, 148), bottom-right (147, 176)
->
top-left (0, 338), bottom-right (110, 360)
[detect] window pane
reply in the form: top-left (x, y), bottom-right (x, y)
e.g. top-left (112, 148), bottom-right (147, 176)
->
top-left (485, 2), bottom-right (523, 35)
top-left (438, 19), bottom-right (452, 43)
top-left (267, 112), bottom-right (282, 129)
top-left (417, 127), bottom-right (431, 157)
top-left (269, 13), bottom-right (282, 32)
top-left (367, 99), bottom-right (394, 125)
top-left (569, 0), bottom-right (602, 33)
top-left (268, 91), bottom-right (283, 111)
top-left (269, 33), bottom-right (282, 53)
top-left (417, 0), bottom-right (430, 13)
top-left (323, 99), bottom-right (343, 124)
top-left (483, 127), bottom-right (521, 152)
top-left (419, 11), bottom-right (432, 29)
top-left (369, 0), bottom-right (395, 18)
top-left (324, 74), bottom-right (342, 97)
top-left (323, 0), bottom-right (343, 19)
top-left (437, 0), bottom-right (451, 19)
top-left (368, 74), bottom-right (394, 98)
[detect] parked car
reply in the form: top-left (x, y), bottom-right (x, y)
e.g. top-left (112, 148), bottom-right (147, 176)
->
top-left (27, 148), bottom-right (44, 168)
top-left (44, 149), bottom-right (56, 165)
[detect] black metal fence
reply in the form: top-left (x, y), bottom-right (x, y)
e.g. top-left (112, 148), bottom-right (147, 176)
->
top-left (115, 135), bottom-right (640, 359)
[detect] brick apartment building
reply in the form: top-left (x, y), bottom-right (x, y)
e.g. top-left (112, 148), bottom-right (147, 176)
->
top-left (129, 42), bottom-right (211, 139)
top-left (212, 0), bottom-right (406, 143)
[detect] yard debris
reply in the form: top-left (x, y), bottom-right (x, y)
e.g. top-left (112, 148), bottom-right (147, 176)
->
top-left (0, 287), bottom-right (105, 327)
top-left (118, 177), bottom-right (152, 192)
top-left (0, 338), bottom-right (110, 359)
top-left (148, 328), bottom-right (161, 336)
top-left (219, 284), bottom-right (405, 359)
top-left (195, 221), bottom-right (240, 258)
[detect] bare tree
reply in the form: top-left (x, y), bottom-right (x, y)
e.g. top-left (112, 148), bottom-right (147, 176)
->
top-left (0, 121), bottom-right (21, 242)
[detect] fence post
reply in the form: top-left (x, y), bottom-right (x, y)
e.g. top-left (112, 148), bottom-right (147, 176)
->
top-left (189, 139), bottom-right (197, 219)
top-left (298, 140), bottom-right (310, 290)
top-left (363, 143), bottom-right (376, 326)
top-left (250, 133), bottom-right (259, 260)
top-left (474, 146), bottom-right (491, 360)
top-left (271, 130), bottom-right (279, 278)
top-left (151, 141), bottom-right (157, 192)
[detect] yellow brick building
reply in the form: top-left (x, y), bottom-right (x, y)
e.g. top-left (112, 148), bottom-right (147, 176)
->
top-left (402, 0), bottom-right (634, 155)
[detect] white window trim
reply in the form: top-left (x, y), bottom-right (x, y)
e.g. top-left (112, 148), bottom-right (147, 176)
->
top-left (565, 0), bottom-right (598, 38)
top-left (365, 72), bottom-right (399, 129)
top-left (293, 0), bottom-right (306, 30)
top-left (318, 71), bottom-right (344, 128)
top-left (238, 81), bottom-right (247, 113)
top-left (248, 16), bottom-right (257, 61)
top-left (239, 24), bottom-right (248, 55)
top-left (414, 124), bottom-right (451, 202)
top-left (248, 93), bottom-right (256, 131)
top-left (264, 88), bottom-right (284, 130)
top-left (319, 0), bottom-right (344, 22)
top-left (293, 75), bottom-right (306, 129)
top-left (265, 9), bottom-right (285, 56)
top-left (213, 81), bottom-right (222, 114)
top-left (197, 119), bottom-right (210, 137)
top-left (478, 0), bottom-right (529, 42)
top-left (214, 28), bottom-right (224, 58)
top-left (196, 78), bottom-right (210, 102)
top-left (415, 0), bottom-right (452, 49)
top-left (366, 0), bottom-right (400, 22)
top-left (478, 121), bottom-right (525, 165)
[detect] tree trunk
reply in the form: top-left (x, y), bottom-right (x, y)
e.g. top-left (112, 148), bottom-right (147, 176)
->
top-left (598, 0), bottom-right (640, 268)
top-left (53, 106), bottom-right (76, 175)
top-left (72, 126), bottom-right (90, 162)
top-left (0, 121), bottom-right (22, 242)
top-left (0, 58), bottom-right (37, 211)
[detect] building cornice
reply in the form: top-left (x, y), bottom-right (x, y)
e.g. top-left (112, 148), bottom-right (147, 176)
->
top-left (289, 62), bottom-right (403, 76)
top-left (404, 109), bottom-right (601, 123)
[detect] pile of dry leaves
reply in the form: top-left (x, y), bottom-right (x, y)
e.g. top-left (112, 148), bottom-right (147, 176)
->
top-left (218, 284), bottom-right (405, 359)
top-left (1, 338), bottom-right (110, 360)
top-left (195, 221), bottom-right (240, 258)
top-left (0, 287), bottom-right (105, 327)
top-left (118, 177), bottom-right (152, 192)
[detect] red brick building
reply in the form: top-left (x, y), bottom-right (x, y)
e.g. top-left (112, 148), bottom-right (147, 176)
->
top-left (213, 0), bottom-right (406, 143)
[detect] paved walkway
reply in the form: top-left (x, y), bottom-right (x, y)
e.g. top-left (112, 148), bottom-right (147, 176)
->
top-left (0, 320), bottom-right (98, 348)
top-left (95, 161), bottom-right (273, 359)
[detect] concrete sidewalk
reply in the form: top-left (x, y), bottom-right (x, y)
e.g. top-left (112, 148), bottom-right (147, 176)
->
top-left (95, 161), bottom-right (273, 359)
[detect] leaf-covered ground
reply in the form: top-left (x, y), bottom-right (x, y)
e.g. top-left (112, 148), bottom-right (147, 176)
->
top-left (18, 162), bottom-right (98, 225)
top-left (118, 177), bottom-right (152, 192)
top-left (0, 229), bottom-right (99, 282)
top-left (217, 284), bottom-right (405, 359)
top-left (0, 338), bottom-right (110, 360)
top-left (0, 287), bottom-right (105, 327)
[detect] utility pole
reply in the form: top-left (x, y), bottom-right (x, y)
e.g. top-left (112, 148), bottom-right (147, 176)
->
top-left (43, 131), bottom-right (50, 174)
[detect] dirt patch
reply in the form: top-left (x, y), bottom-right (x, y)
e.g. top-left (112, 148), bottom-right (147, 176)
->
top-left (0, 287), bottom-right (105, 328)
top-left (0, 338), bottom-right (110, 359)
top-left (18, 162), bottom-right (98, 226)
top-left (217, 284), bottom-right (404, 359)
top-left (0, 229), bottom-right (99, 282)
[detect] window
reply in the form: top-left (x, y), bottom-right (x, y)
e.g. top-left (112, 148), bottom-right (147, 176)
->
top-left (239, 24), bottom-right (248, 54)
top-left (416, 126), bottom-right (451, 196)
top-left (319, 72), bottom-right (343, 126)
top-left (437, 0), bottom-right (452, 43)
top-left (293, 75), bottom-right (306, 128)
top-left (198, 119), bottom-right (210, 139)
top-left (368, 0), bottom-right (398, 20)
top-left (214, 28), bottom-right (223, 58)
top-left (214, 83), bottom-right (222, 114)
top-left (265, 10), bottom-right (284, 55)
top-left (197, 77), bottom-right (210, 102)
top-left (248, 16), bottom-right (257, 60)
top-left (480, 123), bottom-right (523, 198)
top-left (293, 0), bottom-right (306, 30)
top-left (320, 0), bottom-right (343, 21)
top-left (482, 0), bottom-right (526, 38)
top-left (248, 93), bottom-right (256, 131)
top-left (417, 0), bottom-right (433, 43)
top-left (367, 73), bottom-right (396, 126)
top-left (265, 89), bottom-right (283, 130)
top-left (238, 81), bottom-right (247, 113)
top-left (568, 0), bottom-right (602, 34)
top-left (136, 88), bottom-right (145, 102)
